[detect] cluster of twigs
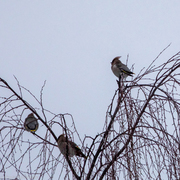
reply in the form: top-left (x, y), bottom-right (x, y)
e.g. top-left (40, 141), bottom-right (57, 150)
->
top-left (0, 47), bottom-right (180, 179)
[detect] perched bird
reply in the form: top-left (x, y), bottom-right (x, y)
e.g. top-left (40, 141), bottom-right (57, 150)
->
top-left (24, 113), bottom-right (39, 133)
top-left (57, 134), bottom-right (87, 159)
top-left (111, 56), bottom-right (134, 79)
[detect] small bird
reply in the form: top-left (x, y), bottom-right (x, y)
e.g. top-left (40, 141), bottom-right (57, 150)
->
top-left (111, 56), bottom-right (134, 79)
top-left (57, 134), bottom-right (87, 159)
top-left (24, 113), bottom-right (39, 133)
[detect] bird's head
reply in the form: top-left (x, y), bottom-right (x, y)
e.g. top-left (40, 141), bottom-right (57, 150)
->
top-left (57, 134), bottom-right (66, 142)
top-left (111, 56), bottom-right (122, 65)
top-left (27, 113), bottom-right (34, 118)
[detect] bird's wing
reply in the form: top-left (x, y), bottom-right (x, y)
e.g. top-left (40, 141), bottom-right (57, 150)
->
top-left (119, 63), bottom-right (134, 75)
top-left (69, 141), bottom-right (87, 158)
top-left (69, 141), bottom-right (80, 150)
top-left (26, 123), bottom-right (37, 131)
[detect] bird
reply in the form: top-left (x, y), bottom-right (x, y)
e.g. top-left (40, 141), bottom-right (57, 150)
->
top-left (111, 56), bottom-right (134, 79)
top-left (57, 134), bottom-right (87, 159)
top-left (24, 113), bottom-right (39, 133)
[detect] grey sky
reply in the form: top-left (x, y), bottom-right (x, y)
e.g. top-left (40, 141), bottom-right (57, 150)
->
top-left (1, 1), bottom-right (180, 179)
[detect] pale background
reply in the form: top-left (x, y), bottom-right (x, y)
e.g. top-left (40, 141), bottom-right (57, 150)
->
top-left (0, 1), bottom-right (180, 179)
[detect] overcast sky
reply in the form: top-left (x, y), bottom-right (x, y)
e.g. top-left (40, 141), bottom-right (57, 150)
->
top-left (1, 1), bottom-right (180, 179)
